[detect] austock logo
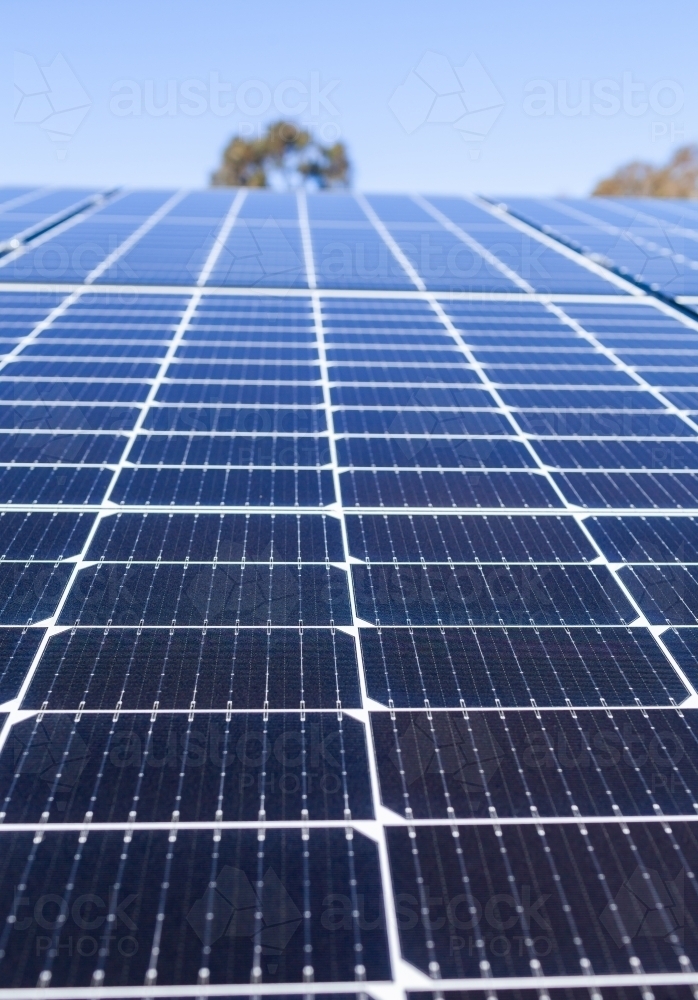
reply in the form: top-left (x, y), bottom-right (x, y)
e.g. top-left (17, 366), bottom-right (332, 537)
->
top-left (10, 719), bottom-right (89, 806)
top-left (14, 52), bottom-right (91, 151)
top-left (600, 866), bottom-right (684, 947)
top-left (186, 865), bottom-right (301, 974)
top-left (391, 713), bottom-right (504, 792)
top-left (186, 219), bottom-right (305, 287)
top-left (396, 883), bottom-right (554, 960)
top-left (11, 888), bottom-right (138, 958)
top-left (389, 50), bottom-right (504, 145)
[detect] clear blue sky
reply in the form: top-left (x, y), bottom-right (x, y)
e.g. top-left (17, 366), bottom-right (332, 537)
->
top-left (2, 0), bottom-right (696, 195)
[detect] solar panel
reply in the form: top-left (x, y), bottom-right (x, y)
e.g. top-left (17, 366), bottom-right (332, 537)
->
top-left (496, 195), bottom-right (698, 306)
top-left (0, 187), bottom-right (697, 1000)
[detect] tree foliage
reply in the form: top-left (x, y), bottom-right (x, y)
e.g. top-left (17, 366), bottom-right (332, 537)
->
top-left (211, 120), bottom-right (350, 190)
top-left (593, 145), bottom-right (698, 198)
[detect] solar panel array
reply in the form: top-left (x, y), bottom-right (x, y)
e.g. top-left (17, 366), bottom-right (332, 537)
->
top-left (494, 196), bottom-right (698, 309)
top-left (0, 187), bottom-right (697, 1000)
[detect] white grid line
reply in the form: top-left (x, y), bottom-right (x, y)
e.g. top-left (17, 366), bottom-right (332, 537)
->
top-left (298, 200), bottom-right (409, 992)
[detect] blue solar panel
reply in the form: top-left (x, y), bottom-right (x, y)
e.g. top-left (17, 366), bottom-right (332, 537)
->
top-left (499, 195), bottom-right (698, 301)
top-left (0, 188), bottom-right (697, 998)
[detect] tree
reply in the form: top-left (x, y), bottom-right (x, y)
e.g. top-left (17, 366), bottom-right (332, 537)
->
top-left (593, 145), bottom-right (698, 198)
top-left (211, 120), bottom-right (350, 190)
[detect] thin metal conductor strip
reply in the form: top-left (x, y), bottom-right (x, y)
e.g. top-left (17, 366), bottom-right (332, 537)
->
top-left (470, 193), bottom-right (645, 295)
top-left (297, 189), bottom-right (414, 996)
top-left (7, 503), bottom-right (698, 517)
top-left (0, 812), bottom-right (697, 832)
top-left (0, 187), bottom-right (123, 272)
top-left (0, 277), bottom-right (657, 303)
top-left (0, 204), bottom-right (243, 758)
top-left (12, 700), bottom-right (696, 713)
top-left (195, 188), bottom-right (247, 286)
top-left (0, 975), bottom-right (698, 1000)
top-left (363, 193), bottom-right (698, 701)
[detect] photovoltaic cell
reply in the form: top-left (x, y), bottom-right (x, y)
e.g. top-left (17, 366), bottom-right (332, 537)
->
top-left (372, 708), bottom-right (698, 818)
top-left (22, 627), bottom-right (361, 710)
top-left (0, 829), bottom-right (390, 986)
top-left (387, 821), bottom-right (697, 979)
top-left (0, 711), bottom-right (373, 822)
top-left (345, 513), bottom-right (596, 562)
top-left (361, 627), bottom-right (687, 707)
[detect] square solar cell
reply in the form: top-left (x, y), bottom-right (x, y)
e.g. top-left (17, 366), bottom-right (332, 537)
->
top-left (86, 512), bottom-right (344, 562)
top-left (0, 828), bottom-right (390, 987)
top-left (554, 471), bottom-right (698, 509)
top-left (157, 382), bottom-right (323, 405)
top-left (586, 516), bottom-right (698, 562)
top-left (22, 627), bottom-right (361, 710)
top-left (57, 563), bottom-right (351, 626)
top-left (0, 465), bottom-right (112, 504)
top-left (352, 563), bottom-right (634, 626)
top-left (0, 404), bottom-right (140, 431)
top-left (0, 711), bottom-right (373, 823)
top-left (662, 628), bottom-right (698, 691)
top-left (619, 564), bottom-right (698, 624)
top-left (0, 628), bottom-right (44, 702)
top-left (143, 405), bottom-right (326, 433)
top-left (372, 708), bottom-right (698, 818)
top-left (111, 468), bottom-right (335, 506)
top-left (361, 626), bottom-right (687, 707)
top-left (128, 433), bottom-right (330, 467)
top-left (536, 439), bottom-right (698, 470)
top-left (345, 513), bottom-right (595, 562)
top-left (341, 469), bottom-right (564, 508)
top-left (387, 821), bottom-right (697, 979)
top-left (517, 411), bottom-right (694, 437)
top-left (336, 437), bottom-right (533, 469)
top-left (333, 409), bottom-right (510, 436)
top-left (0, 431), bottom-right (126, 464)
top-left (0, 561), bottom-right (73, 624)
top-left (0, 380), bottom-right (149, 402)
top-left (0, 511), bottom-right (93, 559)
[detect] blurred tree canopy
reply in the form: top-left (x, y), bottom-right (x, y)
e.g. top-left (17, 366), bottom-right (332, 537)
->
top-left (211, 120), bottom-right (350, 189)
top-left (593, 145), bottom-right (698, 197)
